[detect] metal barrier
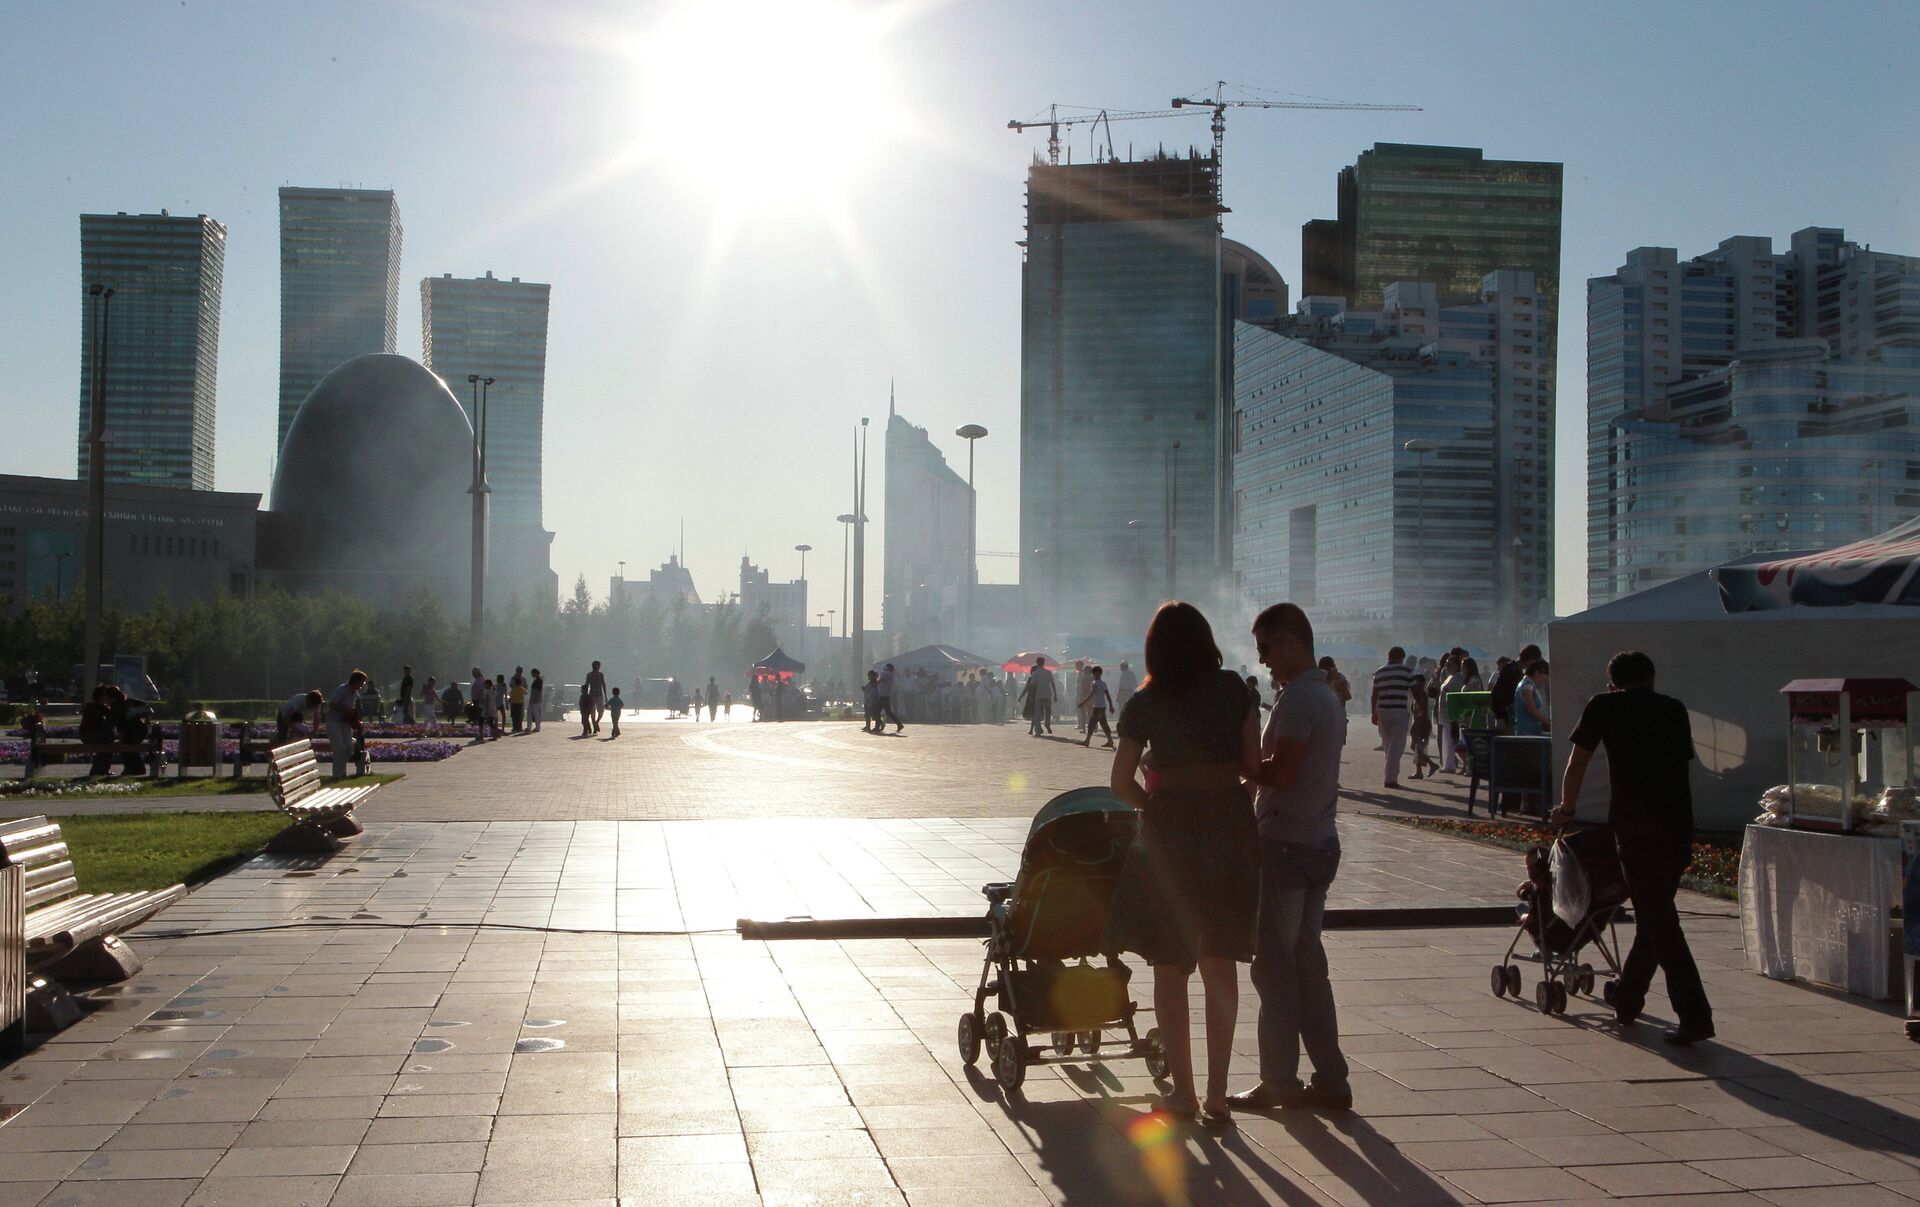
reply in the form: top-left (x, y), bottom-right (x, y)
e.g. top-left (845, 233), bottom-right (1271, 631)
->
top-left (1, 864), bottom-right (23, 1057)
top-left (1491, 735), bottom-right (1556, 822)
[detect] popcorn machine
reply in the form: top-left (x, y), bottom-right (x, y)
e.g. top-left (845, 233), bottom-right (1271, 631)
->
top-left (1780, 679), bottom-right (1916, 832)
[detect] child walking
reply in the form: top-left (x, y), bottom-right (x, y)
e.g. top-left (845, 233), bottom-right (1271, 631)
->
top-left (1078, 665), bottom-right (1115, 748)
top-left (578, 686), bottom-right (593, 737)
top-left (608, 687), bottom-right (624, 738)
top-left (1409, 673), bottom-right (1439, 779)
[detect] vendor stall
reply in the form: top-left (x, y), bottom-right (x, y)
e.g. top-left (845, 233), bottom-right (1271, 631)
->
top-left (1741, 678), bottom-right (1917, 999)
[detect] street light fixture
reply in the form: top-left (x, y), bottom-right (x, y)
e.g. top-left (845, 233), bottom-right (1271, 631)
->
top-left (956, 424), bottom-right (988, 647)
top-left (795, 543), bottom-right (813, 663)
top-left (836, 513), bottom-right (857, 639)
top-left (1403, 438), bottom-right (1437, 648)
top-left (466, 373), bottom-right (495, 666)
top-left (82, 283), bottom-right (114, 692)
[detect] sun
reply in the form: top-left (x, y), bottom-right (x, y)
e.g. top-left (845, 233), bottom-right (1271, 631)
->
top-left (628, 0), bottom-right (912, 218)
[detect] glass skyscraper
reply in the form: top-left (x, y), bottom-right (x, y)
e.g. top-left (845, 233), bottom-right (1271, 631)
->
top-left (277, 187), bottom-right (401, 458)
top-left (77, 211), bottom-right (226, 490)
top-left (421, 272), bottom-right (552, 529)
top-left (1019, 152), bottom-right (1223, 640)
top-left (1587, 227), bottom-right (1920, 604)
top-left (883, 404), bottom-right (972, 642)
top-left (1231, 273), bottom-right (1546, 646)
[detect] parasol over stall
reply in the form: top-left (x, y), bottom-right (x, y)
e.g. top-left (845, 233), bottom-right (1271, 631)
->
top-left (1001, 651), bottom-right (1055, 674)
top-left (1712, 517), bottom-right (1920, 612)
top-left (751, 647), bottom-right (805, 682)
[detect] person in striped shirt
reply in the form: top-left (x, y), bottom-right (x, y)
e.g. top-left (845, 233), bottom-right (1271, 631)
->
top-left (1371, 647), bottom-right (1417, 789)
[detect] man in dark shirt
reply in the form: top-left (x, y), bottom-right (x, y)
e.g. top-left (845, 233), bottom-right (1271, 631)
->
top-left (1551, 650), bottom-right (1713, 1046)
top-left (399, 665), bottom-right (415, 725)
top-left (1490, 644), bottom-right (1542, 815)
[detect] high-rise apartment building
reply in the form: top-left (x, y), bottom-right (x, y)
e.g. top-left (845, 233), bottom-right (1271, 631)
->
top-left (277, 187), bottom-right (401, 456)
top-left (882, 405), bottom-right (972, 642)
top-left (421, 272), bottom-right (552, 529)
top-left (1232, 272), bottom-right (1549, 645)
top-left (77, 211), bottom-right (226, 490)
top-left (1020, 151), bottom-right (1224, 640)
top-left (1588, 227), bottom-right (1920, 603)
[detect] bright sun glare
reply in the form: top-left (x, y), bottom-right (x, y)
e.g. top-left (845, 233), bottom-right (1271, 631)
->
top-left (630, 0), bottom-right (910, 219)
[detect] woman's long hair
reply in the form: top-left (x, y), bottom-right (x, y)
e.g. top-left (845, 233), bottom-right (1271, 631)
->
top-left (1140, 601), bottom-right (1222, 692)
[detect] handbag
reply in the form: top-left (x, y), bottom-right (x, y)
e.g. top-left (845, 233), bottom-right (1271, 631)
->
top-left (1550, 837), bottom-right (1591, 926)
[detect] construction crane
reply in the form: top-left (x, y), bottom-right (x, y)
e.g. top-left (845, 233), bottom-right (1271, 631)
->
top-left (1170, 81), bottom-right (1422, 204)
top-left (1006, 104), bottom-right (1203, 166)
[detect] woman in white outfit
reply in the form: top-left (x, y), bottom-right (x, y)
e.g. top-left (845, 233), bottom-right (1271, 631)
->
top-left (421, 676), bottom-right (439, 736)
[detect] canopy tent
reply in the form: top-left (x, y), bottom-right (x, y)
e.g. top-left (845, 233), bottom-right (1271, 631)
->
top-left (869, 644), bottom-right (996, 677)
top-left (1712, 518), bottom-right (1920, 611)
top-left (752, 648), bottom-right (805, 680)
top-left (1001, 651), bottom-right (1055, 674)
top-left (1548, 552), bottom-right (1920, 830)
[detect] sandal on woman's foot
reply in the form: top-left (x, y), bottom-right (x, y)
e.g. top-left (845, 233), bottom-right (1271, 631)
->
top-left (1155, 1096), bottom-right (1199, 1119)
top-left (1197, 1106), bottom-right (1234, 1128)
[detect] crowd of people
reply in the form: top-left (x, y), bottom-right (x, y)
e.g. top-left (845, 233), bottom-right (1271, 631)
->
top-left (1072, 598), bottom-right (1712, 1125)
top-left (1362, 644), bottom-right (1553, 809)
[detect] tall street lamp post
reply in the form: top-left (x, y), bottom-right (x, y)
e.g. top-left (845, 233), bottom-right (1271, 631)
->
top-left (82, 284), bottom-right (114, 691)
top-left (1403, 438), bottom-right (1436, 648)
top-left (794, 543), bottom-right (812, 665)
top-left (836, 513), bottom-right (856, 639)
top-left (851, 418), bottom-right (870, 688)
top-left (955, 424), bottom-right (988, 649)
top-left (467, 374), bottom-right (495, 667)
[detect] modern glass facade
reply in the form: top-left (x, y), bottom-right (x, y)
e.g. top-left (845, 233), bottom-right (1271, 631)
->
top-left (421, 272), bottom-right (552, 529)
top-left (1019, 153), bottom-right (1222, 640)
top-left (1231, 273), bottom-right (1544, 646)
top-left (1588, 227), bottom-right (1920, 603)
top-left (277, 187), bottom-right (401, 458)
top-left (77, 211), bottom-right (226, 490)
top-left (883, 408), bottom-right (972, 642)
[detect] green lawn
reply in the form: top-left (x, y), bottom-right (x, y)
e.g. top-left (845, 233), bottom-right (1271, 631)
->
top-left (5, 772), bottom-right (400, 801)
top-left (51, 811), bottom-right (298, 892)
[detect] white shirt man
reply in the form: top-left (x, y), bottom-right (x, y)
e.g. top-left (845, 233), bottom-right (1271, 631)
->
top-left (1027, 661), bottom-right (1056, 736)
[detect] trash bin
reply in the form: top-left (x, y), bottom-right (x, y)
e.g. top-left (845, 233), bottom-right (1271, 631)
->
top-left (1491, 735), bottom-right (1555, 821)
top-left (179, 708), bottom-right (220, 775)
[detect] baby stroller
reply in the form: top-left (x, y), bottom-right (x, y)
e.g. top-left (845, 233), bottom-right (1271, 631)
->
top-left (1490, 825), bottom-right (1632, 1015)
top-left (958, 788), bottom-right (1162, 1091)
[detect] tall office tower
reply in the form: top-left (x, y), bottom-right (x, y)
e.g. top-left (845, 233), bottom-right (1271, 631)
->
top-left (277, 187), bottom-right (401, 456)
top-left (1020, 151), bottom-right (1223, 640)
top-left (421, 271), bottom-right (557, 610)
top-left (77, 211), bottom-right (227, 489)
top-left (1231, 272), bottom-right (1549, 647)
top-left (882, 404), bottom-right (972, 642)
top-left (421, 272), bottom-right (552, 528)
top-left (1587, 227), bottom-right (1920, 604)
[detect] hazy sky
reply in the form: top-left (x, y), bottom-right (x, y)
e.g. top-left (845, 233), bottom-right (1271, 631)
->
top-left (3, 0), bottom-right (1915, 621)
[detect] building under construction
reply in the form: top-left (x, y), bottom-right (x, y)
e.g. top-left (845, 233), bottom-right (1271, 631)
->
top-left (1018, 151), bottom-right (1230, 642)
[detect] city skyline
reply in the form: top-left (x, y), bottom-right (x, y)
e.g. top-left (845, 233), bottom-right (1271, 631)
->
top-left (5, 0), bottom-right (1915, 621)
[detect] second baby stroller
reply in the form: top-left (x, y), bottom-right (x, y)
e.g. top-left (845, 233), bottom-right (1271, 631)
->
top-left (1491, 825), bottom-right (1632, 1015)
top-left (958, 787), bottom-right (1165, 1091)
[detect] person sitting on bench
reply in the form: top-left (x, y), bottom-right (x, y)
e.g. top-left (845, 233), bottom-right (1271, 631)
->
top-left (80, 684), bottom-right (114, 775)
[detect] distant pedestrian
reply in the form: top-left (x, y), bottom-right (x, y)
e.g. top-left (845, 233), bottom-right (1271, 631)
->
top-left (1116, 660), bottom-right (1138, 711)
top-left (470, 668), bottom-right (492, 742)
top-left (1371, 647), bottom-right (1415, 789)
top-left (277, 689), bottom-right (324, 745)
top-left (420, 677), bottom-right (439, 736)
top-left (327, 670), bottom-right (368, 780)
top-left (1317, 657), bottom-right (1351, 708)
top-left (877, 664), bottom-right (904, 732)
top-left (1024, 657), bottom-right (1055, 737)
top-left (1079, 665), bottom-right (1115, 748)
top-left (707, 677), bottom-right (720, 721)
top-left (862, 671), bottom-right (882, 732)
top-left (1514, 660), bottom-right (1550, 737)
top-left (80, 684), bottom-right (114, 775)
top-left (1408, 675), bottom-right (1437, 779)
top-left (693, 688), bottom-right (705, 721)
top-left (494, 674), bottom-right (508, 732)
top-left (723, 692), bottom-right (733, 718)
top-left (510, 667), bottom-right (528, 733)
top-left (528, 669), bottom-right (545, 733)
top-left (1246, 674), bottom-right (1264, 714)
top-left (578, 685), bottom-right (593, 736)
top-left (399, 664), bottom-right (416, 724)
top-left (584, 661), bottom-right (608, 731)
top-left (608, 687), bottom-right (624, 738)
top-left (1075, 661), bottom-right (1093, 735)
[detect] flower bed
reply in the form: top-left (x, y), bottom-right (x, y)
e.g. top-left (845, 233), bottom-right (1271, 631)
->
top-left (0, 737), bottom-right (462, 766)
top-left (11, 721), bottom-right (485, 741)
top-left (1382, 816), bottom-right (1739, 898)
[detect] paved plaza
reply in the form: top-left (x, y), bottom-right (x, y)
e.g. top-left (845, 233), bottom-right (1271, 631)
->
top-left (1, 715), bottom-right (1917, 1206)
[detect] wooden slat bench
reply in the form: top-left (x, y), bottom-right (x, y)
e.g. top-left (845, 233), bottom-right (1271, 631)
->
top-left (0, 816), bottom-right (184, 984)
top-left (265, 740), bottom-right (373, 852)
top-left (24, 726), bottom-right (164, 780)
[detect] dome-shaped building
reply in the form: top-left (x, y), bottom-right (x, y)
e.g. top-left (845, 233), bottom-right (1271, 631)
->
top-left (259, 354), bottom-right (473, 609)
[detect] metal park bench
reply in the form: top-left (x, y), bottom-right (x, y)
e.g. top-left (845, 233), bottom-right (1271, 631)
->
top-left (265, 739), bottom-right (373, 852)
top-left (0, 816), bottom-right (185, 983)
top-left (22, 714), bottom-right (164, 780)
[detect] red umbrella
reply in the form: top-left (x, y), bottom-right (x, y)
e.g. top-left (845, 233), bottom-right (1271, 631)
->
top-left (1001, 651), bottom-right (1054, 674)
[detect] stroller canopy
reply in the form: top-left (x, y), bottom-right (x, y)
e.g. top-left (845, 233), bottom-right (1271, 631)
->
top-left (1712, 518), bottom-right (1920, 612)
top-left (1026, 786), bottom-right (1135, 838)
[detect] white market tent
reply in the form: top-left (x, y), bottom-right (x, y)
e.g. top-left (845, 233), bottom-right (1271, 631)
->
top-left (869, 644), bottom-right (997, 677)
top-left (1548, 553), bottom-right (1920, 831)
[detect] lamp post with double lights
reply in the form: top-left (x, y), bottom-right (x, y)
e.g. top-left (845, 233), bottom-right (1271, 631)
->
top-left (955, 423), bottom-right (988, 647)
top-left (82, 283), bottom-right (114, 691)
top-left (1403, 438), bottom-right (1436, 647)
top-left (466, 374), bottom-right (495, 667)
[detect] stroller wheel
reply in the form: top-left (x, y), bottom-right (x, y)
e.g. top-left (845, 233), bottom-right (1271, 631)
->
top-left (993, 1036), bottom-right (1028, 1091)
top-left (983, 1012), bottom-right (1009, 1060)
top-left (957, 1013), bottom-right (982, 1066)
top-left (1143, 1027), bottom-right (1169, 1081)
top-left (1490, 964), bottom-right (1509, 998)
top-left (1549, 982), bottom-right (1569, 1015)
top-left (1051, 1031), bottom-right (1076, 1056)
top-left (1577, 965), bottom-right (1596, 995)
top-left (1505, 965), bottom-right (1522, 997)
top-left (1534, 981), bottom-right (1553, 1013)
